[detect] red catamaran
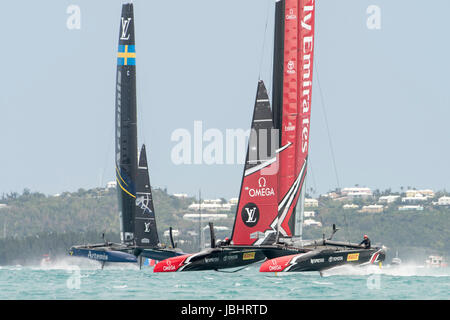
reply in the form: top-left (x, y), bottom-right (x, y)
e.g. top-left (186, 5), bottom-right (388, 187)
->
top-left (154, 0), bottom-right (385, 274)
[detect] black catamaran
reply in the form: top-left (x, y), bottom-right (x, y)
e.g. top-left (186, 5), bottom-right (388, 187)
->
top-left (154, 0), bottom-right (385, 274)
top-left (69, 3), bottom-right (183, 266)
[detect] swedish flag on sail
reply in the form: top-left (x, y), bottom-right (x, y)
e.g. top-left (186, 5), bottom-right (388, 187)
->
top-left (117, 45), bottom-right (136, 66)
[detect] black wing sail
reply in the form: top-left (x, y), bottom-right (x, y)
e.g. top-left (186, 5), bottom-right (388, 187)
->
top-left (134, 145), bottom-right (160, 247)
top-left (115, 3), bottom-right (138, 244)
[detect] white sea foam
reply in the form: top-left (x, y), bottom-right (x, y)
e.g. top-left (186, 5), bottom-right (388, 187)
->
top-left (322, 263), bottom-right (450, 277)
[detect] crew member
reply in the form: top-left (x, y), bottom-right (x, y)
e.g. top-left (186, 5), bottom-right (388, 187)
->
top-left (359, 235), bottom-right (371, 249)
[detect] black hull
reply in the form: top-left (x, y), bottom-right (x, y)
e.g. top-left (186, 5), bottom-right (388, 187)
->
top-left (164, 246), bottom-right (267, 272)
top-left (260, 245), bottom-right (386, 273)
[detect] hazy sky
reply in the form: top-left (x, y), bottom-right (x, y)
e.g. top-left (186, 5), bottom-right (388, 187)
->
top-left (0, 0), bottom-right (449, 199)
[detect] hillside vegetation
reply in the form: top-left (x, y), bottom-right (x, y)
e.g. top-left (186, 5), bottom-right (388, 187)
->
top-left (0, 188), bottom-right (448, 265)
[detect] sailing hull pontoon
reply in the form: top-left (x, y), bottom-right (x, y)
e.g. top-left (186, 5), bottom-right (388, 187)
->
top-left (153, 247), bottom-right (267, 272)
top-left (69, 3), bottom-right (183, 265)
top-left (260, 242), bottom-right (385, 273)
top-left (69, 244), bottom-right (137, 263)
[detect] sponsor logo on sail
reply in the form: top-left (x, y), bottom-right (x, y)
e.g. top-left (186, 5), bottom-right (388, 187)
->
top-left (120, 17), bottom-right (132, 40)
top-left (347, 253), bottom-right (360, 262)
top-left (141, 238), bottom-right (150, 244)
top-left (300, 2), bottom-right (315, 154)
top-left (284, 122), bottom-right (295, 132)
top-left (144, 222), bottom-right (151, 233)
top-left (287, 60), bottom-right (296, 75)
top-left (310, 258), bottom-right (324, 264)
top-left (243, 252), bottom-right (256, 261)
top-left (246, 177), bottom-right (275, 198)
top-left (136, 193), bottom-right (152, 214)
top-left (286, 8), bottom-right (297, 20)
top-left (241, 203), bottom-right (260, 228)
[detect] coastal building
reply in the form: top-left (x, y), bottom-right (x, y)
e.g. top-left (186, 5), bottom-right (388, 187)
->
top-left (406, 189), bottom-right (434, 198)
top-left (188, 201), bottom-right (232, 212)
top-left (183, 213), bottom-right (228, 221)
top-left (303, 219), bottom-right (322, 227)
top-left (164, 229), bottom-right (180, 237)
top-left (341, 187), bottom-right (373, 200)
top-left (437, 196), bottom-right (450, 206)
top-left (360, 204), bottom-right (384, 213)
top-left (401, 195), bottom-right (428, 204)
top-left (304, 198), bottom-right (319, 208)
top-left (378, 195), bottom-right (400, 204)
top-left (304, 211), bottom-right (316, 218)
top-left (106, 181), bottom-right (117, 189)
top-left (228, 198), bottom-right (239, 205)
top-left (173, 193), bottom-right (188, 198)
top-left (0, 204), bottom-right (7, 210)
top-left (343, 203), bottom-right (359, 210)
top-left (321, 192), bottom-right (340, 199)
top-left (398, 205), bottom-right (424, 211)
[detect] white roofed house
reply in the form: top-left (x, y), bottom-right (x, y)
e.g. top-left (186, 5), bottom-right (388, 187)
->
top-left (304, 211), bottom-right (316, 218)
top-left (188, 201), bottom-right (232, 212)
top-left (304, 198), bottom-right (319, 208)
top-left (378, 195), bottom-right (400, 204)
top-left (359, 204), bottom-right (384, 213)
top-left (406, 189), bottom-right (434, 198)
top-left (398, 205), bottom-right (424, 211)
top-left (341, 187), bottom-right (373, 200)
top-left (401, 194), bottom-right (428, 205)
top-left (106, 181), bottom-right (117, 189)
top-left (437, 196), bottom-right (450, 206)
top-left (173, 193), bottom-right (188, 198)
top-left (343, 203), bottom-right (359, 210)
top-left (303, 219), bottom-right (322, 227)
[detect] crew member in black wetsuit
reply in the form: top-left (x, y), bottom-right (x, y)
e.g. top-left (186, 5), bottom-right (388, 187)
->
top-left (359, 235), bottom-right (371, 248)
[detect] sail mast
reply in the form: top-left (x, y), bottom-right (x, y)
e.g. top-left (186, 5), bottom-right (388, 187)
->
top-left (115, 3), bottom-right (138, 244)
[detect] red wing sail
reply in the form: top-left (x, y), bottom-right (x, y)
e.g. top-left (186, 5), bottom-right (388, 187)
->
top-left (231, 81), bottom-right (280, 245)
top-left (277, 0), bottom-right (315, 237)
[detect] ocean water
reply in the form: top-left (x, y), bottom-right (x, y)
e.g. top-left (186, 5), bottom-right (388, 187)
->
top-left (0, 257), bottom-right (448, 300)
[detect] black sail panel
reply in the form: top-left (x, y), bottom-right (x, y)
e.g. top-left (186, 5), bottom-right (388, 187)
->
top-left (134, 145), bottom-right (160, 247)
top-left (115, 3), bottom-right (137, 244)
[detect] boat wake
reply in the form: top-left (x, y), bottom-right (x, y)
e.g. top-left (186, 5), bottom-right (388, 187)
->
top-left (322, 263), bottom-right (450, 277)
top-left (32, 256), bottom-right (140, 271)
